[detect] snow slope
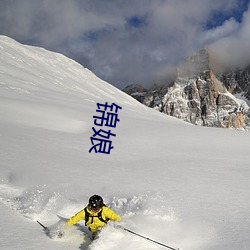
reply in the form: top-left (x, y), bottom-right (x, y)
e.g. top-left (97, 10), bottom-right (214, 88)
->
top-left (0, 36), bottom-right (250, 250)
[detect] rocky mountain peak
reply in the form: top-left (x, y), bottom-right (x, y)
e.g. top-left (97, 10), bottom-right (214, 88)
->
top-left (123, 49), bottom-right (250, 130)
top-left (177, 49), bottom-right (210, 78)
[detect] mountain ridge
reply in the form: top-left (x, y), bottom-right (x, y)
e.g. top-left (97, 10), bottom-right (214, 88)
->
top-left (123, 49), bottom-right (250, 130)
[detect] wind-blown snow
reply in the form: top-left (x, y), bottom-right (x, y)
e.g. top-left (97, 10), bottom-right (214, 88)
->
top-left (0, 36), bottom-right (250, 250)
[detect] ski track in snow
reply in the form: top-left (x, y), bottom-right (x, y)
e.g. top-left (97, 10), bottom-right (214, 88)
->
top-left (0, 180), bottom-right (211, 250)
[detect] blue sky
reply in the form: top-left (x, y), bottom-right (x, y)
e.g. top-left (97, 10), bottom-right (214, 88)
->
top-left (206, 0), bottom-right (249, 28)
top-left (0, 0), bottom-right (249, 89)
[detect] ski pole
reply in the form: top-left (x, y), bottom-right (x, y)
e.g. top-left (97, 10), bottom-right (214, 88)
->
top-left (37, 220), bottom-right (48, 231)
top-left (122, 227), bottom-right (180, 250)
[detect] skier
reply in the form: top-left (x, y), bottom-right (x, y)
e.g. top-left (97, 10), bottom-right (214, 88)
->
top-left (66, 194), bottom-right (121, 239)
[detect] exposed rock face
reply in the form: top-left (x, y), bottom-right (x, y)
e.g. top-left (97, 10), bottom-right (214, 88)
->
top-left (123, 49), bottom-right (250, 130)
top-left (123, 84), bottom-right (147, 103)
top-left (217, 66), bottom-right (250, 99)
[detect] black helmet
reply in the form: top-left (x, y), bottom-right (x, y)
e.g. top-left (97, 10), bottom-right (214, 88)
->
top-left (89, 195), bottom-right (104, 210)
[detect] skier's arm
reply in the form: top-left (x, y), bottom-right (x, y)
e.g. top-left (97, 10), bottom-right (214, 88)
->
top-left (104, 207), bottom-right (122, 222)
top-left (67, 209), bottom-right (85, 225)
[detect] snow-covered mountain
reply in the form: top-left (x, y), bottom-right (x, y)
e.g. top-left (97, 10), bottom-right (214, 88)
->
top-left (0, 36), bottom-right (250, 250)
top-left (124, 49), bottom-right (250, 130)
top-left (217, 65), bottom-right (250, 100)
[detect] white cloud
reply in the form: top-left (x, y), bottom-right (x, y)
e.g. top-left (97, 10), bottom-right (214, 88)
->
top-left (200, 18), bottom-right (240, 45)
top-left (0, 0), bottom-right (249, 88)
top-left (209, 5), bottom-right (250, 68)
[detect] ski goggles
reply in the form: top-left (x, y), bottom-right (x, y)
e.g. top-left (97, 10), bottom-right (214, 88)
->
top-left (89, 204), bottom-right (101, 212)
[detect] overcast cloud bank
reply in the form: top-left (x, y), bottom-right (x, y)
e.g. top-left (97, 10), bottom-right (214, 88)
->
top-left (0, 0), bottom-right (249, 88)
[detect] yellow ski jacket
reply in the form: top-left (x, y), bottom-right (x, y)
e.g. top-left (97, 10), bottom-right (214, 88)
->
top-left (67, 206), bottom-right (121, 233)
